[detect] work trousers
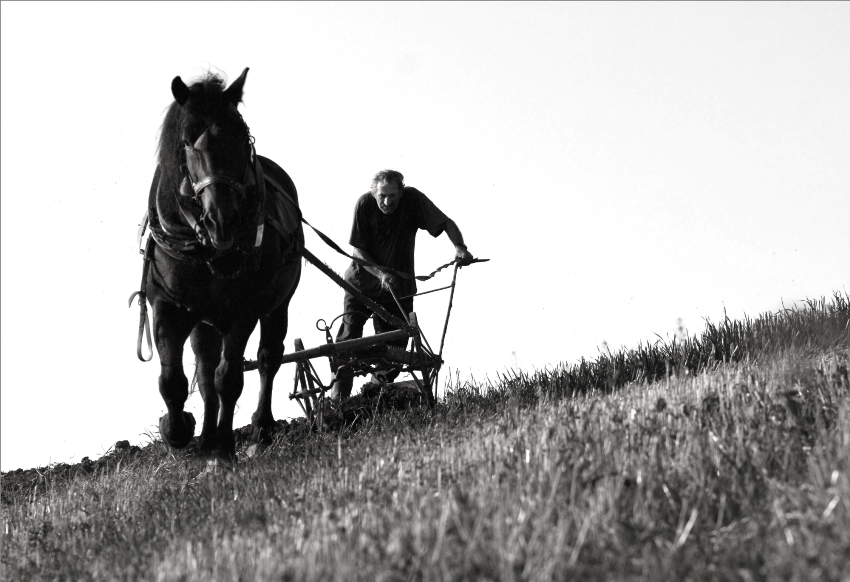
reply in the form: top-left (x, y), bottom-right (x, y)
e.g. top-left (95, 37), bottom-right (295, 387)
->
top-left (330, 290), bottom-right (413, 399)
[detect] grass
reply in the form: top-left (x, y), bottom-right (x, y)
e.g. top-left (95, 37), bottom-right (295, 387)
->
top-left (2, 293), bottom-right (848, 581)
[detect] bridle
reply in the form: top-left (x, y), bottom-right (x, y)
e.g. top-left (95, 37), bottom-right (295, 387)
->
top-left (176, 130), bottom-right (255, 247)
top-left (183, 135), bottom-right (252, 201)
top-left (158, 129), bottom-right (267, 279)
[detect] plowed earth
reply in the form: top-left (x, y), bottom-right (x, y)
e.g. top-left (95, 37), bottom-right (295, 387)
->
top-left (1, 381), bottom-right (428, 503)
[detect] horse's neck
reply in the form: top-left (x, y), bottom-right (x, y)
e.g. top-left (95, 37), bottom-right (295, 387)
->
top-left (153, 170), bottom-right (194, 237)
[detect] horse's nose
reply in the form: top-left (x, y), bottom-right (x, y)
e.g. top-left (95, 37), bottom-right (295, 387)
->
top-left (202, 188), bottom-right (240, 250)
top-left (205, 215), bottom-right (238, 250)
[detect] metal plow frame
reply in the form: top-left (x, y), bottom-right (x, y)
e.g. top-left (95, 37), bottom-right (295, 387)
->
top-left (284, 312), bottom-right (440, 427)
top-left (242, 247), bottom-right (487, 427)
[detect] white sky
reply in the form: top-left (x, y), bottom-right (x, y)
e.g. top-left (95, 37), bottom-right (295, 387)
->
top-left (2, 2), bottom-right (848, 472)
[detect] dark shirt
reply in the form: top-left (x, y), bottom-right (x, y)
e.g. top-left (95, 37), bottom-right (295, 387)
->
top-left (344, 187), bottom-right (450, 298)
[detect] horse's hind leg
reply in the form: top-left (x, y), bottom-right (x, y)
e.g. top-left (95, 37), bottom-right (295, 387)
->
top-left (154, 302), bottom-right (198, 449)
top-left (252, 259), bottom-right (301, 441)
top-left (251, 304), bottom-right (289, 441)
top-left (190, 323), bottom-right (222, 455)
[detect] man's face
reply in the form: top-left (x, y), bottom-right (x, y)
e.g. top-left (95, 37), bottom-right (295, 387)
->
top-left (373, 182), bottom-right (403, 215)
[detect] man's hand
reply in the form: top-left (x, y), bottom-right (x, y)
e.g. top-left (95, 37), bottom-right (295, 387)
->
top-left (380, 272), bottom-right (398, 291)
top-left (455, 244), bottom-right (474, 267)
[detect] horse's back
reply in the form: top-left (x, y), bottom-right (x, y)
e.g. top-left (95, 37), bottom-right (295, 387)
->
top-left (258, 155), bottom-right (298, 205)
top-left (258, 155), bottom-right (303, 257)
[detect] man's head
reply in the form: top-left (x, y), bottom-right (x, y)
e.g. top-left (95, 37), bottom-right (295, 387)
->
top-left (370, 169), bottom-right (405, 215)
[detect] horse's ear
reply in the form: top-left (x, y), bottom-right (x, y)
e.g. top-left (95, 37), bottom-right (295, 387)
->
top-left (223, 67), bottom-right (249, 106)
top-left (172, 76), bottom-right (191, 106)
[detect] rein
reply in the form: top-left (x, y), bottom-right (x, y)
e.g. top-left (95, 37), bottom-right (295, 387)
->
top-left (299, 217), bottom-right (479, 282)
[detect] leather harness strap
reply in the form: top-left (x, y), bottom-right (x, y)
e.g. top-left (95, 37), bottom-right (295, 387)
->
top-left (175, 191), bottom-right (209, 246)
top-left (191, 173), bottom-right (245, 196)
top-left (252, 150), bottom-right (267, 248)
top-left (128, 236), bottom-right (154, 362)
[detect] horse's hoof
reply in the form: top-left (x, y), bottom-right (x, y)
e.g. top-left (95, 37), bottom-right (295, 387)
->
top-left (159, 412), bottom-right (196, 449)
top-left (251, 412), bottom-right (277, 441)
top-left (192, 435), bottom-right (217, 459)
top-left (186, 445), bottom-right (214, 461)
top-left (251, 424), bottom-right (276, 444)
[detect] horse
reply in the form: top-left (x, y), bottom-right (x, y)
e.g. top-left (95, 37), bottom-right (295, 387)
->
top-left (139, 68), bottom-right (302, 462)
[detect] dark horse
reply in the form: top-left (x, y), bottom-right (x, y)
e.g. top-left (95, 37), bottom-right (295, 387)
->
top-left (141, 68), bottom-right (302, 461)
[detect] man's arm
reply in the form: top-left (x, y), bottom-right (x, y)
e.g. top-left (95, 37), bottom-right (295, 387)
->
top-left (350, 246), bottom-right (383, 279)
top-left (413, 189), bottom-right (474, 267)
top-left (443, 219), bottom-right (474, 266)
top-left (351, 246), bottom-right (398, 290)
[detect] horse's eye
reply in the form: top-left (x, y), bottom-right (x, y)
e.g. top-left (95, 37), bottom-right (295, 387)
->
top-left (183, 139), bottom-right (193, 149)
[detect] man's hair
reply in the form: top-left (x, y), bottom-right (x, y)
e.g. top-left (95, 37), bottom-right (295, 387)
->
top-left (370, 169), bottom-right (405, 194)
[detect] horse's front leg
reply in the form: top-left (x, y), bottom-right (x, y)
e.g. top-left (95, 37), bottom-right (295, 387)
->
top-left (214, 321), bottom-right (257, 460)
top-left (190, 323), bottom-right (222, 455)
top-left (154, 302), bottom-right (199, 449)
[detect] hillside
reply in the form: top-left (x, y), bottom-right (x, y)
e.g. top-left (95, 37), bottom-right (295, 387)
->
top-left (2, 294), bottom-right (848, 581)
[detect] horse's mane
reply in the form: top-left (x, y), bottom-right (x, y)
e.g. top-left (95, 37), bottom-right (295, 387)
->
top-left (156, 72), bottom-right (248, 198)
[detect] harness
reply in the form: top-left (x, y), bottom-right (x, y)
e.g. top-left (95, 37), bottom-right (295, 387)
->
top-left (148, 143), bottom-right (267, 278)
top-left (129, 144), bottom-right (291, 361)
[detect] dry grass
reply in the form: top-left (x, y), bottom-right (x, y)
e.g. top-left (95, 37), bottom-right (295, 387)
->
top-left (2, 294), bottom-right (848, 581)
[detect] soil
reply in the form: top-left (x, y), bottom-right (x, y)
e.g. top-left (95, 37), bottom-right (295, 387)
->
top-left (1, 381), bottom-right (429, 503)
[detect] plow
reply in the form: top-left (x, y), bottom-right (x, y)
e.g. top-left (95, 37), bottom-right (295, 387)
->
top-left (243, 247), bottom-right (487, 426)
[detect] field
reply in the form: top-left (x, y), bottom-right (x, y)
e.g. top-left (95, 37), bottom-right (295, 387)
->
top-left (2, 294), bottom-right (848, 581)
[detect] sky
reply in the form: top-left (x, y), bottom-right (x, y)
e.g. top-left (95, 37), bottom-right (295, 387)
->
top-left (1, 2), bottom-right (848, 472)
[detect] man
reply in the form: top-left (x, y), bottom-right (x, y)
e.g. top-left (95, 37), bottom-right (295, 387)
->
top-left (328, 169), bottom-right (474, 401)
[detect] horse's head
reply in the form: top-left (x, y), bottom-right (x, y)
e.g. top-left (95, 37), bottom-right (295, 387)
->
top-left (163, 68), bottom-right (254, 250)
